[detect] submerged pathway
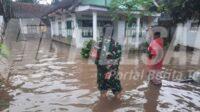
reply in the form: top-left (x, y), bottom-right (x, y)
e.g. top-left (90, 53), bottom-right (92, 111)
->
top-left (1, 38), bottom-right (200, 112)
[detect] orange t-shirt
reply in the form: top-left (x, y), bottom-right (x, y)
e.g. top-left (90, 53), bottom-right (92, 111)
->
top-left (147, 38), bottom-right (164, 70)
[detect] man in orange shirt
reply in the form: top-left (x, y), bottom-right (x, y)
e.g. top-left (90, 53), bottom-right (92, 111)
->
top-left (147, 32), bottom-right (164, 85)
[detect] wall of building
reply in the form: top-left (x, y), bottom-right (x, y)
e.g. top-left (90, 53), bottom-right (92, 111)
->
top-left (19, 18), bottom-right (43, 34)
top-left (175, 21), bottom-right (200, 49)
top-left (49, 13), bottom-right (158, 48)
top-left (81, 0), bottom-right (112, 6)
top-left (50, 15), bottom-right (73, 37)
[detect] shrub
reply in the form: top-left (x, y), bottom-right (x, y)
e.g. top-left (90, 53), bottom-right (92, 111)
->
top-left (80, 40), bottom-right (95, 59)
top-left (0, 43), bottom-right (9, 58)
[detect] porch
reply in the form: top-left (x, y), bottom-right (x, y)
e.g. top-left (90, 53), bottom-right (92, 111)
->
top-left (49, 6), bottom-right (159, 48)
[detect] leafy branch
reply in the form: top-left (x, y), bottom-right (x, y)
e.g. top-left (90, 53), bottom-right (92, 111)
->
top-left (157, 0), bottom-right (200, 24)
top-left (109, 0), bottom-right (154, 22)
top-left (0, 43), bottom-right (9, 59)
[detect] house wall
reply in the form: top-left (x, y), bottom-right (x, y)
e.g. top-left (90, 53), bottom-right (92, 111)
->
top-left (19, 18), bottom-right (42, 34)
top-left (51, 21), bottom-right (58, 36)
top-left (50, 13), bottom-right (158, 48)
top-left (50, 15), bottom-right (73, 37)
top-left (176, 21), bottom-right (200, 49)
top-left (81, 0), bottom-right (112, 6)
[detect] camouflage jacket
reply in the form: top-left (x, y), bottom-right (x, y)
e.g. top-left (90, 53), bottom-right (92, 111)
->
top-left (91, 38), bottom-right (122, 75)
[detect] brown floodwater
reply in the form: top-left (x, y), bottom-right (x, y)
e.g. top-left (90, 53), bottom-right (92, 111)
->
top-left (0, 38), bottom-right (200, 112)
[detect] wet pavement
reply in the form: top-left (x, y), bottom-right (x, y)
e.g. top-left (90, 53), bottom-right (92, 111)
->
top-left (0, 38), bottom-right (200, 112)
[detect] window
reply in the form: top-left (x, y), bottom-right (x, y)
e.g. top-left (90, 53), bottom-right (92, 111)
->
top-left (26, 25), bottom-right (39, 34)
top-left (126, 21), bottom-right (145, 38)
top-left (66, 21), bottom-right (72, 37)
top-left (126, 22), bottom-right (136, 38)
top-left (66, 21), bottom-right (72, 29)
top-left (81, 20), bottom-right (92, 27)
top-left (97, 20), bottom-right (112, 27)
top-left (82, 28), bottom-right (93, 38)
top-left (79, 20), bottom-right (112, 38)
top-left (190, 22), bottom-right (199, 32)
top-left (50, 17), bottom-right (55, 22)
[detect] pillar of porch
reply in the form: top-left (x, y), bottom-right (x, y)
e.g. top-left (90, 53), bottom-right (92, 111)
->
top-left (50, 21), bottom-right (54, 37)
top-left (117, 20), bottom-right (126, 45)
top-left (19, 18), bottom-right (24, 34)
top-left (136, 17), bottom-right (141, 48)
top-left (92, 12), bottom-right (98, 41)
top-left (72, 14), bottom-right (79, 47)
top-left (72, 14), bottom-right (78, 38)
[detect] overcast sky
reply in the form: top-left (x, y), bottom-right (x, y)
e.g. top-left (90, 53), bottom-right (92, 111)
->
top-left (12, 0), bottom-right (52, 4)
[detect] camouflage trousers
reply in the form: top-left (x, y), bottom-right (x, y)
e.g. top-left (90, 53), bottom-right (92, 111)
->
top-left (97, 67), bottom-right (122, 94)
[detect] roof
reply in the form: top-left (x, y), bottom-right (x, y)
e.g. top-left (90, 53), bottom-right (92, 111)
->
top-left (46, 0), bottom-right (81, 15)
top-left (12, 2), bottom-right (50, 18)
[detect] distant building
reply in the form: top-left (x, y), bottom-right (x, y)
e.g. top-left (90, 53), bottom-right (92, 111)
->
top-left (159, 13), bottom-right (200, 50)
top-left (12, 2), bottom-right (50, 36)
top-left (175, 21), bottom-right (200, 49)
top-left (46, 0), bottom-right (160, 48)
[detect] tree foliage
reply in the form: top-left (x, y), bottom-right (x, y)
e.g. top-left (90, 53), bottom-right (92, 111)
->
top-left (109, 0), bottom-right (154, 22)
top-left (158, 0), bottom-right (200, 24)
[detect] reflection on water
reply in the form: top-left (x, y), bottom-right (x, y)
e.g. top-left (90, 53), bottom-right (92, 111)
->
top-left (0, 38), bottom-right (199, 112)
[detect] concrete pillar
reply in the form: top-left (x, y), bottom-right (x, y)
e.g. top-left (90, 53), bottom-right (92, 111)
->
top-left (72, 14), bottom-right (78, 38)
top-left (54, 18), bottom-right (58, 35)
top-left (19, 18), bottom-right (23, 33)
top-left (136, 17), bottom-right (141, 48)
top-left (117, 20), bottom-right (126, 45)
top-left (62, 18), bottom-right (66, 37)
top-left (72, 14), bottom-right (80, 47)
top-left (93, 12), bottom-right (98, 41)
top-left (50, 21), bottom-right (54, 37)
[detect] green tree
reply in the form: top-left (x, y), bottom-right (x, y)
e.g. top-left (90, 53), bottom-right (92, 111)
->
top-left (109, 0), bottom-right (154, 22)
top-left (157, 0), bottom-right (200, 24)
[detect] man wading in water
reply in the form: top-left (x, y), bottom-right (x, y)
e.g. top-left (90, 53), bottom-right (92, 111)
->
top-left (91, 24), bottom-right (122, 99)
top-left (147, 32), bottom-right (164, 85)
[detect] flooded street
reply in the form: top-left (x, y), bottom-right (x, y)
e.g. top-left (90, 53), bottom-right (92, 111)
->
top-left (1, 38), bottom-right (200, 112)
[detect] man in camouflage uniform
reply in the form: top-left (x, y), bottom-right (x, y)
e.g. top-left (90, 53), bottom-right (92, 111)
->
top-left (91, 25), bottom-right (122, 98)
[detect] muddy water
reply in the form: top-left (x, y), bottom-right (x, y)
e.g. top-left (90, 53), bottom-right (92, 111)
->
top-left (1, 38), bottom-right (200, 112)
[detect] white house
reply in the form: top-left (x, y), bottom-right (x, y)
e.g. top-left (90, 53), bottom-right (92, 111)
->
top-left (47, 0), bottom-right (160, 48)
